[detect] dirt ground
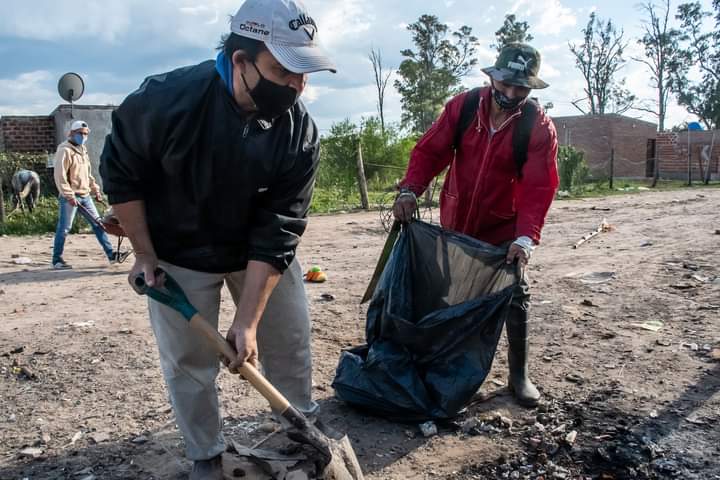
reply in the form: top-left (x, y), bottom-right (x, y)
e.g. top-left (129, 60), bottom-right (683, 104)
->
top-left (1, 187), bottom-right (719, 480)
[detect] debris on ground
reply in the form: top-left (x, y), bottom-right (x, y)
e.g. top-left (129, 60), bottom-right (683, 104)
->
top-left (445, 394), bottom-right (702, 479)
top-left (419, 421), bottom-right (438, 438)
top-left (11, 256), bottom-right (33, 265)
top-left (573, 218), bottom-right (613, 249)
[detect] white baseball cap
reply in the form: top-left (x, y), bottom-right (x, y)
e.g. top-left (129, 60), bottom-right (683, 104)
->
top-left (70, 120), bottom-right (90, 132)
top-left (230, 0), bottom-right (336, 74)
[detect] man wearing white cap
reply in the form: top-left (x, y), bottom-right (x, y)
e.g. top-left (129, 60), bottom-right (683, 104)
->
top-left (51, 120), bottom-right (124, 269)
top-left (100, 0), bottom-right (335, 477)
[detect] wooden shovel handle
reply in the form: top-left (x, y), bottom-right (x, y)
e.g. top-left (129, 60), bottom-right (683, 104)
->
top-left (188, 313), bottom-right (291, 413)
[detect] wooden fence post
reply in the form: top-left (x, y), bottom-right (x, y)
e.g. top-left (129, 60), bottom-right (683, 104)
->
top-left (0, 178), bottom-right (5, 225)
top-left (356, 138), bottom-right (369, 210)
top-left (687, 131), bottom-right (692, 186)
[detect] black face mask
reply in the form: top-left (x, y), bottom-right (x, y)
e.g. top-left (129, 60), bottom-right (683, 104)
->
top-left (241, 62), bottom-right (299, 120)
top-left (491, 86), bottom-right (526, 111)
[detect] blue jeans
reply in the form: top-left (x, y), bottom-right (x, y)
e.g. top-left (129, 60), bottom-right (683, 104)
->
top-left (52, 195), bottom-right (114, 263)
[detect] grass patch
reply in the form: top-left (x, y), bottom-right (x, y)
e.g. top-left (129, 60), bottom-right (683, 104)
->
top-left (310, 187), bottom-right (397, 214)
top-left (559, 179), bottom-right (720, 199)
top-left (0, 196), bottom-right (98, 236)
top-left (3, 181), bottom-right (717, 235)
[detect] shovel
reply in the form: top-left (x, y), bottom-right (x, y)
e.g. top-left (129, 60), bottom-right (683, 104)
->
top-left (131, 270), bottom-right (364, 480)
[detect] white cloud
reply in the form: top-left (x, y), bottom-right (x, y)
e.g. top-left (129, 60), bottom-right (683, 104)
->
top-left (302, 84), bottom-right (334, 104)
top-left (540, 62), bottom-right (561, 79)
top-left (0, 71), bottom-right (56, 114)
top-left (0, 2), bottom-right (134, 43)
top-left (536, 0), bottom-right (577, 34)
top-left (179, 3), bottom-right (221, 25)
top-left (509, 0), bottom-right (576, 36)
top-left (180, 5), bottom-right (212, 15)
top-left (0, 1), bottom-right (237, 46)
top-left (0, 0), bottom-right (710, 132)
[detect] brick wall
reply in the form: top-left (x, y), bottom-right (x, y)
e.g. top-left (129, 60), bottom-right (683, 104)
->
top-left (656, 131), bottom-right (720, 180)
top-left (553, 114), bottom-right (657, 178)
top-left (0, 116), bottom-right (56, 154)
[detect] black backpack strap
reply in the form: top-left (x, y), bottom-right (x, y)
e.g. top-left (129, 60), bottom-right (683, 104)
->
top-left (511, 99), bottom-right (539, 178)
top-left (452, 88), bottom-right (481, 152)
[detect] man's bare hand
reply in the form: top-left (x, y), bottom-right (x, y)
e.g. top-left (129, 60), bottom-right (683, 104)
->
top-left (392, 192), bottom-right (417, 222)
top-left (506, 243), bottom-right (529, 267)
top-left (129, 252), bottom-right (162, 289)
top-left (225, 324), bottom-right (259, 372)
top-left (67, 196), bottom-right (78, 207)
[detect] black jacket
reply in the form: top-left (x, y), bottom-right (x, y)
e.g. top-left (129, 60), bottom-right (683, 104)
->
top-left (100, 60), bottom-right (319, 273)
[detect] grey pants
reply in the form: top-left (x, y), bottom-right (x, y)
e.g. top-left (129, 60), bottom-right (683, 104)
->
top-left (148, 259), bottom-right (315, 460)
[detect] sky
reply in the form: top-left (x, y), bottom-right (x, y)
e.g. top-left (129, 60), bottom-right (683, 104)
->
top-left (0, 0), bottom-right (714, 134)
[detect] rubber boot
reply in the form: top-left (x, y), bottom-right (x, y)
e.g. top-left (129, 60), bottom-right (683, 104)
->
top-left (506, 307), bottom-right (541, 407)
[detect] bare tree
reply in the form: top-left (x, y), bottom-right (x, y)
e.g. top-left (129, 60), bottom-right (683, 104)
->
top-left (634, 0), bottom-right (682, 132)
top-left (569, 12), bottom-right (635, 115)
top-left (671, 1), bottom-right (720, 130)
top-left (369, 48), bottom-right (393, 135)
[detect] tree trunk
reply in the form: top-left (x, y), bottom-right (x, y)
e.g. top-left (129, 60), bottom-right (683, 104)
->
top-left (658, 90), bottom-right (665, 132)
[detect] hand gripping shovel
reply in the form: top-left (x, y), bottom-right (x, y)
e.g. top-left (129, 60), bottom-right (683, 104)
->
top-left (131, 270), bottom-right (364, 480)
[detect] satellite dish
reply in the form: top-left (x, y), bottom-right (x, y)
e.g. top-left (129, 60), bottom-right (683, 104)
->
top-left (58, 72), bottom-right (85, 118)
top-left (58, 72), bottom-right (84, 102)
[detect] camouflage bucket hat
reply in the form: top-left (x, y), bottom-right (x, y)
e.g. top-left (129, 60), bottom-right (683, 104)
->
top-left (481, 43), bottom-right (548, 89)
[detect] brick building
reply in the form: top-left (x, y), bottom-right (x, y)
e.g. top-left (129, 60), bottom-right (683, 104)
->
top-left (655, 130), bottom-right (720, 181)
top-left (1, 105), bottom-right (116, 188)
top-left (0, 115), bottom-right (56, 155)
top-left (552, 114), bottom-right (658, 179)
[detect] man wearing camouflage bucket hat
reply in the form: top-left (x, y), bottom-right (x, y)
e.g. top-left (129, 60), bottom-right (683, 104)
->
top-left (393, 43), bottom-right (559, 407)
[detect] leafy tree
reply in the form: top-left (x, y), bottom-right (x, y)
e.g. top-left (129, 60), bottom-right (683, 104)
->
top-left (557, 145), bottom-right (589, 193)
top-left (634, 0), bottom-right (683, 132)
top-left (317, 117), bottom-right (418, 200)
top-left (492, 14), bottom-right (534, 52)
top-left (368, 48), bottom-right (393, 135)
top-left (358, 117), bottom-right (416, 189)
top-left (671, 1), bottom-right (720, 129)
top-left (317, 119), bottom-right (358, 194)
top-left (395, 15), bottom-right (478, 134)
top-left (569, 12), bottom-right (636, 115)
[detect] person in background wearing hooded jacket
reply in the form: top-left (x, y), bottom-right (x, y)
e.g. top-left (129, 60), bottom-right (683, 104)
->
top-left (393, 43), bottom-right (559, 408)
top-left (51, 120), bottom-right (124, 270)
top-left (100, 0), bottom-right (335, 477)
top-left (11, 169), bottom-right (41, 213)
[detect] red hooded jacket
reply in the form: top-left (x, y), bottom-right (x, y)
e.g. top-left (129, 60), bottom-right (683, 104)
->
top-left (400, 87), bottom-right (559, 245)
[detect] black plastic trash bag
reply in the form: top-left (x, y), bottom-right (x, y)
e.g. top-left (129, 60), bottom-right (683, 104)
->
top-left (332, 221), bottom-right (518, 422)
